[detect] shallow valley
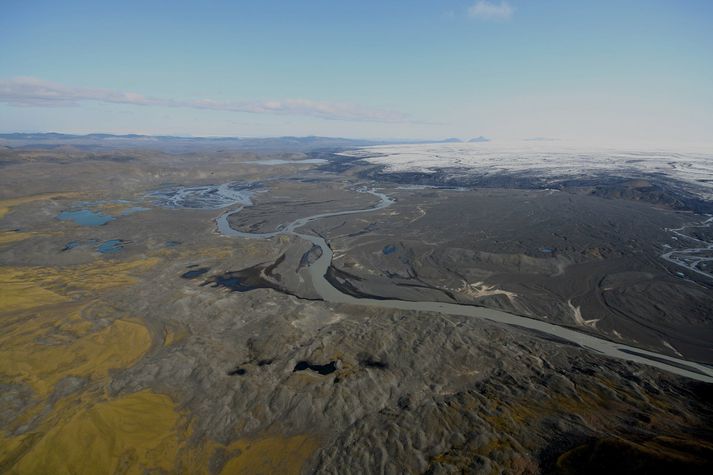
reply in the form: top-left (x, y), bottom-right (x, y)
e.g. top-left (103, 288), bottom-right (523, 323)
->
top-left (1, 142), bottom-right (712, 474)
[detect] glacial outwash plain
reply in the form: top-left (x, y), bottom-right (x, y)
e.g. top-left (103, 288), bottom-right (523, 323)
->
top-left (1, 135), bottom-right (713, 474)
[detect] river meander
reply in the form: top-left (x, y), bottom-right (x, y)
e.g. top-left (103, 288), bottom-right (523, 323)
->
top-left (211, 186), bottom-right (713, 383)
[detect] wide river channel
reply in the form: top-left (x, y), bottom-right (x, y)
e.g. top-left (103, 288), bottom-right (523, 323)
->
top-left (216, 188), bottom-right (713, 383)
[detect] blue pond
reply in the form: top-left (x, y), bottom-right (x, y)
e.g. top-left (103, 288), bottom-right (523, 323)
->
top-left (57, 209), bottom-right (114, 227)
top-left (383, 244), bottom-right (397, 255)
top-left (97, 239), bottom-right (125, 254)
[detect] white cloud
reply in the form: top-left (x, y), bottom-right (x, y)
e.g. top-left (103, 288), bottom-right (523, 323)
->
top-left (0, 76), bottom-right (409, 123)
top-left (468, 1), bottom-right (514, 21)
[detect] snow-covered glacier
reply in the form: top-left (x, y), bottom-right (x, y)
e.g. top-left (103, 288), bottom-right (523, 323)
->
top-left (339, 142), bottom-right (713, 203)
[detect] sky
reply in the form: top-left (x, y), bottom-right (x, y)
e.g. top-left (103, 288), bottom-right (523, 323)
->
top-left (1, 0), bottom-right (712, 146)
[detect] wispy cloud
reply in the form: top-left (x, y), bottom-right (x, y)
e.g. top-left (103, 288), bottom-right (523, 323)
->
top-left (0, 77), bottom-right (409, 123)
top-left (468, 1), bottom-right (514, 21)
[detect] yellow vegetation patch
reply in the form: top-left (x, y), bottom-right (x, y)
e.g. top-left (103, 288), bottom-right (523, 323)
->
top-left (50, 257), bottom-right (161, 295)
top-left (0, 231), bottom-right (36, 246)
top-left (9, 390), bottom-right (181, 475)
top-left (0, 258), bottom-right (160, 304)
top-left (2, 390), bottom-right (319, 475)
top-left (0, 268), bottom-right (69, 313)
top-left (0, 310), bottom-right (151, 396)
top-left (163, 325), bottom-right (190, 347)
top-left (0, 258), bottom-right (159, 394)
top-left (0, 252), bottom-right (172, 473)
top-left (219, 434), bottom-right (320, 475)
top-left (0, 192), bottom-right (80, 219)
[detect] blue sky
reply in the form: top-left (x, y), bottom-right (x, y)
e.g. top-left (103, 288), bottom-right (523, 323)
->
top-left (1, 0), bottom-right (712, 145)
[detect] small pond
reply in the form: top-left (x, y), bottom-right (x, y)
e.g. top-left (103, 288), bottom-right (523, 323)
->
top-left (57, 210), bottom-right (114, 227)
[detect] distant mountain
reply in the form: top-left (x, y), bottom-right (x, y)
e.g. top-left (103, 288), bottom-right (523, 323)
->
top-left (0, 133), bottom-right (387, 152)
top-left (0, 133), bottom-right (469, 152)
top-left (468, 136), bottom-right (490, 143)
